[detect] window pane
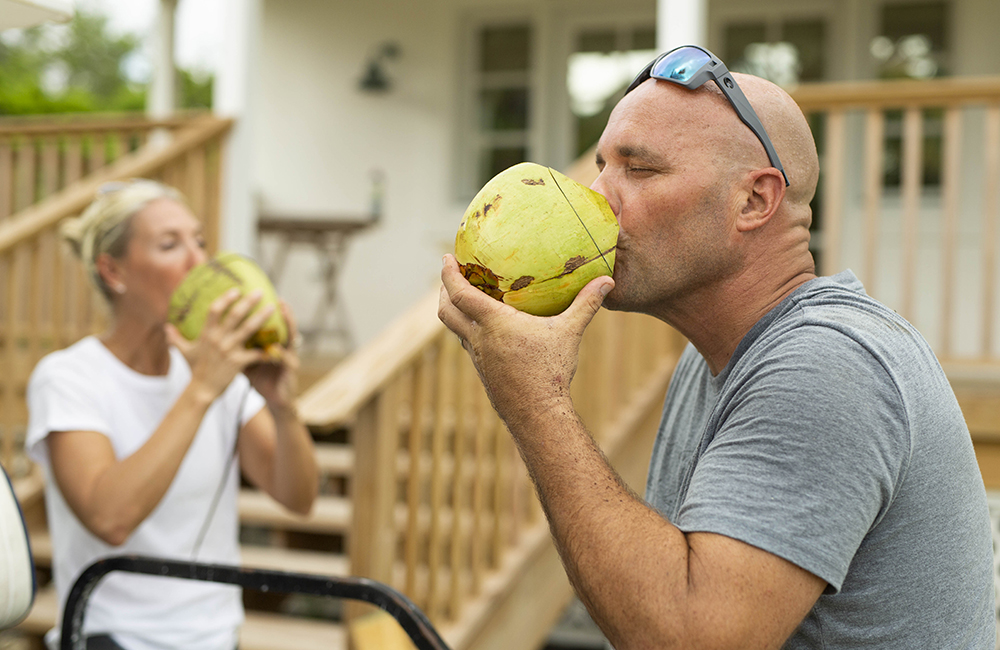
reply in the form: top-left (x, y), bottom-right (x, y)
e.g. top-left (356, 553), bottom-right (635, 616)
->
top-left (876, 1), bottom-right (948, 78)
top-left (724, 22), bottom-right (768, 66)
top-left (481, 25), bottom-right (531, 72)
top-left (481, 146), bottom-right (527, 186)
top-left (579, 30), bottom-right (617, 54)
top-left (631, 27), bottom-right (657, 51)
top-left (479, 88), bottom-right (529, 131)
top-left (882, 2), bottom-right (948, 50)
top-left (781, 20), bottom-right (825, 81)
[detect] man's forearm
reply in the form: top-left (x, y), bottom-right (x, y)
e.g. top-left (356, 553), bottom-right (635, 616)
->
top-left (503, 401), bottom-right (695, 649)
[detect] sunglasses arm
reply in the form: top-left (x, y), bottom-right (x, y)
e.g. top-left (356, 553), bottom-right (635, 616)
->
top-left (711, 72), bottom-right (791, 186)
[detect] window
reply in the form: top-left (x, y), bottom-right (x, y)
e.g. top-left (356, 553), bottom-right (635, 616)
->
top-left (872, 1), bottom-right (949, 79)
top-left (471, 24), bottom-right (533, 191)
top-left (874, 1), bottom-right (951, 188)
top-left (566, 25), bottom-right (656, 158)
top-left (723, 19), bottom-right (827, 85)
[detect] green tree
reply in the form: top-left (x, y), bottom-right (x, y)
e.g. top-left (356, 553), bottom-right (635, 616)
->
top-left (0, 8), bottom-right (211, 115)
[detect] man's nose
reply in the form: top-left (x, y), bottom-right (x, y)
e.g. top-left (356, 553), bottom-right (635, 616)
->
top-left (590, 173), bottom-right (620, 218)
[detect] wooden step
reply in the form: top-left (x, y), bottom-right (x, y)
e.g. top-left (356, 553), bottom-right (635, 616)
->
top-left (314, 442), bottom-right (353, 477)
top-left (29, 530), bottom-right (348, 577)
top-left (239, 491), bottom-right (351, 535)
top-left (20, 587), bottom-right (346, 650)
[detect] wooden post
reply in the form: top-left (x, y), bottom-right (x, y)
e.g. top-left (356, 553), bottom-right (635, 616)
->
top-left (349, 381), bottom-right (401, 588)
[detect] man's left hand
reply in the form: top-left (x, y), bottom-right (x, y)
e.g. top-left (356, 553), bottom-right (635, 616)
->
top-left (438, 254), bottom-right (613, 429)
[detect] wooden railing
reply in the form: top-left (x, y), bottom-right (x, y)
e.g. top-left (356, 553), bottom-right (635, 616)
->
top-left (0, 115), bottom-right (231, 480)
top-left (298, 210), bottom-right (685, 647)
top-left (0, 113), bottom-right (197, 220)
top-left (791, 76), bottom-right (1000, 362)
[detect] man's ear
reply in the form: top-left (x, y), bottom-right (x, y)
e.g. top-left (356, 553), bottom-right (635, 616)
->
top-left (736, 168), bottom-right (786, 233)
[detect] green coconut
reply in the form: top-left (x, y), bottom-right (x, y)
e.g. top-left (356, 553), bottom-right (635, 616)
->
top-left (455, 162), bottom-right (618, 316)
top-left (168, 251), bottom-right (288, 356)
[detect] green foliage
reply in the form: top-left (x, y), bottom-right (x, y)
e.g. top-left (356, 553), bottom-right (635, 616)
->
top-left (0, 8), bottom-right (212, 115)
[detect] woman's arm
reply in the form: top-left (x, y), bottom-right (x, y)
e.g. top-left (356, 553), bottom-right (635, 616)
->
top-left (237, 404), bottom-right (318, 515)
top-left (238, 303), bottom-right (319, 515)
top-left (46, 290), bottom-right (275, 546)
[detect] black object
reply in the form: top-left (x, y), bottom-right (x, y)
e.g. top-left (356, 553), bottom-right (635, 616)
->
top-left (60, 555), bottom-right (450, 650)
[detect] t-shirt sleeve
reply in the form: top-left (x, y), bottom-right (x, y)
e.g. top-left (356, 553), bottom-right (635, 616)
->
top-left (674, 326), bottom-right (911, 592)
top-left (25, 356), bottom-right (111, 466)
top-left (228, 373), bottom-right (267, 427)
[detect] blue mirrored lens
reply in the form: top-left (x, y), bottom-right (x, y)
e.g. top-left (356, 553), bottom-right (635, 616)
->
top-left (651, 47), bottom-right (711, 83)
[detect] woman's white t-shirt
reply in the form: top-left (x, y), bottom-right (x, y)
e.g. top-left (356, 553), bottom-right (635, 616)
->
top-left (26, 336), bottom-right (265, 650)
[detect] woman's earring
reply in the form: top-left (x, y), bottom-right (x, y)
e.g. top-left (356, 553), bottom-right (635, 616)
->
top-left (115, 284), bottom-right (126, 294)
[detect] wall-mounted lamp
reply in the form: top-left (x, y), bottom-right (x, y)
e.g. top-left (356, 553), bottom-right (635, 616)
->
top-left (359, 42), bottom-right (401, 92)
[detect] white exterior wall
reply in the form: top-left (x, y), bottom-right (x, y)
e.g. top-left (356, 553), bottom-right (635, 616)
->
top-left (255, 0), bottom-right (461, 351)
top-left (252, 0), bottom-right (651, 350)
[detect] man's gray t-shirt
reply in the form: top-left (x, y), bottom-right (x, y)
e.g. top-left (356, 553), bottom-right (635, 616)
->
top-left (646, 271), bottom-right (995, 648)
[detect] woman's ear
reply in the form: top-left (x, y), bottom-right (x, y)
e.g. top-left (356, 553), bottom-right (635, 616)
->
top-left (95, 252), bottom-right (125, 295)
top-left (736, 168), bottom-right (786, 233)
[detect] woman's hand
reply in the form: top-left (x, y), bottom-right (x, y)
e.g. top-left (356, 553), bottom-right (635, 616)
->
top-left (166, 288), bottom-right (273, 402)
top-left (244, 300), bottom-right (301, 410)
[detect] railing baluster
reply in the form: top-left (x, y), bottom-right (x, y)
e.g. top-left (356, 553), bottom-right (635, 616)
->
top-left (983, 104), bottom-right (1000, 357)
top-left (821, 110), bottom-right (846, 276)
top-left (863, 109), bottom-right (885, 293)
top-left (449, 355), bottom-right (474, 619)
top-left (469, 380), bottom-right (493, 594)
top-left (940, 106), bottom-right (963, 359)
top-left (405, 347), bottom-right (433, 603)
top-left (0, 251), bottom-right (14, 472)
top-left (41, 137), bottom-right (59, 199)
top-left (0, 139), bottom-right (12, 220)
top-left (427, 334), bottom-right (457, 621)
top-left (900, 107), bottom-right (924, 322)
top-left (63, 134), bottom-right (83, 188)
top-left (15, 138), bottom-right (37, 212)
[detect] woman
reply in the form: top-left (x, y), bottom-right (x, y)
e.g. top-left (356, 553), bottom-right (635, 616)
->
top-left (25, 179), bottom-right (319, 650)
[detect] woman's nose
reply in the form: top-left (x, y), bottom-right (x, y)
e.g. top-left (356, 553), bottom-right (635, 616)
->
top-left (187, 241), bottom-right (207, 268)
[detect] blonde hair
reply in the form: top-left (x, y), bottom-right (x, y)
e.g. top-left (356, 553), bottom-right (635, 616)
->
top-left (60, 179), bottom-right (185, 301)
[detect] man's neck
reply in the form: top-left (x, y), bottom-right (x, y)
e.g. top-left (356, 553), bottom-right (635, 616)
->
top-left (660, 264), bottom-right (816, 376)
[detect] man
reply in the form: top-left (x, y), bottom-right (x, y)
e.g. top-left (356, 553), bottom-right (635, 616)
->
top-left (439, 46), bottom-right (995, 649)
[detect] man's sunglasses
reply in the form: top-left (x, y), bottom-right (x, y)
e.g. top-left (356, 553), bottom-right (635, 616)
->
top-left (625, 45), bottom-right (789, 186)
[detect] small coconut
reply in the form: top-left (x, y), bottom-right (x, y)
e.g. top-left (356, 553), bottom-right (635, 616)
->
top-left (455, 162), bottom-right (618, 316)
top-left (168, 251), bottom-right (288, 357)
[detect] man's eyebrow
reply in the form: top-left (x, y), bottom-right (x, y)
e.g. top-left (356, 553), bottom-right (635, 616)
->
top-left (617, 144), bottom-right (665, 165)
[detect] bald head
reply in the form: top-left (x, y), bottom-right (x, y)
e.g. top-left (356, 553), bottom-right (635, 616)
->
top-left (618, 72), bottom-right (819, 212)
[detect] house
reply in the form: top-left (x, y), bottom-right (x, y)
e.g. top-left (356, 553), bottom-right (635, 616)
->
top-left (207, 0), bottom-right (1000, 354)
top-left (4, 0), bottom-right (1000, 647)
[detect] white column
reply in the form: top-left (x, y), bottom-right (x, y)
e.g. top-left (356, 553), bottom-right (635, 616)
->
top-left (656, 0), bottom-right (708, 51)
top-left (214, 0), bottom-right (263, 256)
top-left (147, 0), bottom-right (178, 120)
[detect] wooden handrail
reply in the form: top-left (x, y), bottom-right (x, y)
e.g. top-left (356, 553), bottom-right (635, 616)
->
top-left (791, 75), bottom-right (1000, 110)
top-left (0, 113), bottom-right (200, 136)
top-left (0, 116), bottom-right (232, 254)
top-left (298, 288), bottom-right (442, 428)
